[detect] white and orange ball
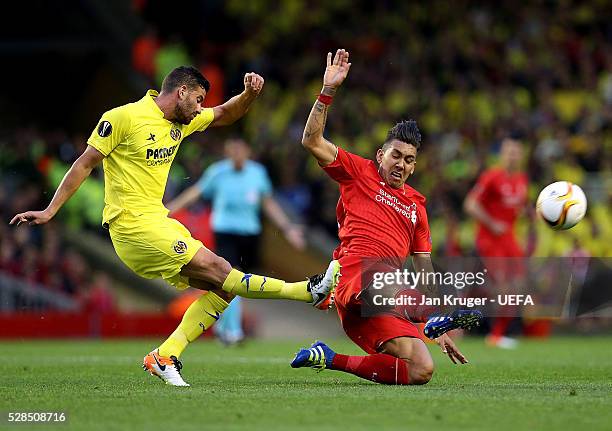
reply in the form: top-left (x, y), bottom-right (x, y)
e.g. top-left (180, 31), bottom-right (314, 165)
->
top-left (536, 181), bottom-right (587, 230)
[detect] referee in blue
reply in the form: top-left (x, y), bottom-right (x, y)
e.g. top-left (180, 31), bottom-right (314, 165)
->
top-left (168, 138), bottom-right (305, 344)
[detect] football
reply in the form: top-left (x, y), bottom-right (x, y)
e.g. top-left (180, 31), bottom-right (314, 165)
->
top-left (536, 181), bottom-right (587, 230)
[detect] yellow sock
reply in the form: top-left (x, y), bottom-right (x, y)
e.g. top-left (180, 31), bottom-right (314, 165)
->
top-left (221, 269), bottom-right (311, 302)
top-left (158, 291), bottom-right (229, 358)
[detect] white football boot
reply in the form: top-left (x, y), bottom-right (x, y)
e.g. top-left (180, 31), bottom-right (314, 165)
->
top-left (308, 260), bottom-right (341, 310)
top-left (143, 349), bottom-right (190, 387)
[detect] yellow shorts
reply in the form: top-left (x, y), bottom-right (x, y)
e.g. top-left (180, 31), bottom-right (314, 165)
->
top-left (108, 211), bottom-right (205, 290)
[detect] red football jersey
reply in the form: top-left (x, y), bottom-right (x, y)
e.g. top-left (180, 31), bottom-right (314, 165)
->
top-left (470, 167), bottom-right (528, 242)
top-left (323, 148), bottom-right (432, 262)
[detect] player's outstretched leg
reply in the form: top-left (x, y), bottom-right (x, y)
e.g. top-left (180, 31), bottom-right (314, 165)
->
top-left (220, 260), bottom-right (340, 306)
top-left (291, 338), bottom-right (433, 385)
top-left (423, 309), bottom-right (483, 339)
top-left (144, 254), bottom-right (339, 386)
top-left (181, 248), bottom-right (339, 305)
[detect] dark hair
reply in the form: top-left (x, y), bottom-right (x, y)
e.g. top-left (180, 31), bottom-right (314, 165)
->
top-left (161, 66), bottom-right (210, 93)
top-left (505, 130), bottom-right (524, 142)
top-left (383, 119), bottom-right (422, 151)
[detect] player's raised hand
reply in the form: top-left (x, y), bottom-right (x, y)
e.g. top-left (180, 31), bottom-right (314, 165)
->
top-left (323, 49), bottom-right (351, 89)
top-left (9, 209), bottom-right (53, 227)
top-left (436, 333), bottom-right (468, 364)
top-left (244, 72), bottom-right (264, 96)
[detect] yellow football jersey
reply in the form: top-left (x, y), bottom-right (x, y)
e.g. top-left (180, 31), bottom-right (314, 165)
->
top-left (87, 90), bottom-right (214, 226)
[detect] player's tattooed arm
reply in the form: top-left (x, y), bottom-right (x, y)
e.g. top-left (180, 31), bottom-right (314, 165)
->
top-left (302, 49), bottom-right (351, 166)
top-left (210, 72), bottom-right (264, 127)
top-left (302, 95), bottom-right (337, 166)
top-left (303, 97), bottom-right (330, 140)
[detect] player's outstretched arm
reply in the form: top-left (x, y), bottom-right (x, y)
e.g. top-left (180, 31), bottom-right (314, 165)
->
top-left (302, 49), bottom-right (351, 166)
top-left (210, 72), bottom-right (264, 127)
top-left (10, 145), bottom-right (104, 226)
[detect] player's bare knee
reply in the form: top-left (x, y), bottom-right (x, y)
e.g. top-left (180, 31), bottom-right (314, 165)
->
top-left (210, 254), bottom-right (232, 275)
top-left (410, 369), bottom-right (433, 385)
top-left (195, 251), bottom-right (231, 274)
top-left (411, 375), bottom-right (432, 385)
top-left (409, 361), bottom-right (434, 385)
top-left (398, 354), bottom-right (434, 385)
top-left (184, 250), bottom-right (232, 285)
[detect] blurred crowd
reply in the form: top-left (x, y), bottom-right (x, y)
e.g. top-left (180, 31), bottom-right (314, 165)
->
top-left (1, 1), bottom-right (611, 307)
top-left (0, 131), bottom-right (115, 310)
top-left (132, 0), bottom-right (612, 255)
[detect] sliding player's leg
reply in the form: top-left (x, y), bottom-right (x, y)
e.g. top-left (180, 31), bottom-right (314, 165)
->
top-left (291, 257), bottom-right (435, 386)
top-left (377, 336), bottom-right (434, 384)
top-left (291, 314), bottom-right (434, 385)
top-left (291, 264), bottom-right (430, 386)
top-left (359, 274), bottom-right (482, 340)
top-left (364, 285), bottom-right (482, 340)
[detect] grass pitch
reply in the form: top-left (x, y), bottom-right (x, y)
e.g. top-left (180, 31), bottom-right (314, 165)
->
top-left (2, 337), bottom-right (611, 430)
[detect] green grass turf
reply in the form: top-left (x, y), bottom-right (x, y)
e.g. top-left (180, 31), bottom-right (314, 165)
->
top-left (1, 337), bottom-right (611, 431)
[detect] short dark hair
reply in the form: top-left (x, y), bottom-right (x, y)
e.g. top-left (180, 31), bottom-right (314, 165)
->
top-left (383, 120), bottom-right (422, 151)
top-left (505, 131), bottom-right (524, 142)
top-left (161, 66), bottom-right (210, 93)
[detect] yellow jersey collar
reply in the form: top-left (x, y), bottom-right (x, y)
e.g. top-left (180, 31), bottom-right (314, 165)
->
top-left (143, 90), bottom-right (170, 122)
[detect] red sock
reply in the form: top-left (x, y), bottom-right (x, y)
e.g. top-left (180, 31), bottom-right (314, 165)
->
top-left (394, 289), bottom-right (439, 323)
top-left (331, 353), bottom-right (410, 385)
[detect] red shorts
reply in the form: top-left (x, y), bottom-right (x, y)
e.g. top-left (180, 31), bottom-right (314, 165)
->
top-left (334, 255), bottom-right (421, 354)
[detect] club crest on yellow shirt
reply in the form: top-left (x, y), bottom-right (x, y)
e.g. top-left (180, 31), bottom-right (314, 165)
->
top-left (172, 240), bottom-right (188, 254)
top-left (170, 128), bottom-right (182, 141)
